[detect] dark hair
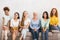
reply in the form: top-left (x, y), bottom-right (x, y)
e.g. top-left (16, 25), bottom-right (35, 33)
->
top-left (50, 8), bottom-right (58, 17)
top-left (42, 11), bottom-right (49, 19)
top-left (14, 12), bottom-right (20, 19)
top-left (3, 7), bottom-right (10, 11)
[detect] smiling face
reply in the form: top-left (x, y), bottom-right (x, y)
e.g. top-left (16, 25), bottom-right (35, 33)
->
top-left (50, 8), bottom-right (58, 17)
top-left (52, 8), bottom-right (56, 15)
top-left (33, 12), bottom-right (38, 19)
top-left (23, 11), bottom-right (28, 18)
top-left (43, 13), bottom-right (47, 19)
top-left (14, 13), bottom-right (19, 19)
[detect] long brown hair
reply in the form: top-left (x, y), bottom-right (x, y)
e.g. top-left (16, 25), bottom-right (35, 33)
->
top-left (50, 8), bottom-right (58, 17)
top-left (21, 11), bottom-right (27, 26)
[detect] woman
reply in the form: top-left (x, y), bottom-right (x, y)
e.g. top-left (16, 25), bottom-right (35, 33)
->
top-left (30, 12), bottom-right (41, 40)
top-left (50, 8), bottom-right (59, 31)
top-left (20, 11), bottom-right (30, 40)
top-left (2, 7), bottom-right (11, 40)
top-left (10, 12), bottom-right (20, 40)
top-left (41, 11), bottom-right (50, 40)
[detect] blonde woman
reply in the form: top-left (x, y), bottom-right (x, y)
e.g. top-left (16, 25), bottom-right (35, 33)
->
top-left (10, 12), bottom-right (20, 40)
top-left (20, 11), bottom-right (30, 40)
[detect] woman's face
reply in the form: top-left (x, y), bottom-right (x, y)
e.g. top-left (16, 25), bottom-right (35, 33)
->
top-left (33, 12), bottom-right (37, 18)
top-left (14, 13), bottom-right (18, 19)
top-left (52, 9), bottom-right (56, 15)
top-left (24, 11), bottom-right (28, 18)
top-left (43, 13), bottom-right (47, 19)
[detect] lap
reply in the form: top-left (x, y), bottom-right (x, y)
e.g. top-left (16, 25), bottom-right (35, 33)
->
top-left (49, 25), bottom-right (59, 30)
top-left (2, 26), bottom-right (8, 30)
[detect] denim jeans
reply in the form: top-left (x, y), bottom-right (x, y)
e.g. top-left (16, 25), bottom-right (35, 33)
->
top-left (41, 29), bottom-right (49, 40)
top-left (30, 29), bottom-right (39, 40)
top-left (58, 26), bottom-right (60, 31)
top-left (50, 25), bottom-right (59, 30)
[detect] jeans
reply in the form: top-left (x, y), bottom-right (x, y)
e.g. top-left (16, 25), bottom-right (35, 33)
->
top-left (58, 26), bottom-right (60, 31)
top-left (50, 25), bottom-right (59, 30)
top-left (41, 29), bottom-right (49, 40)
top-left (21, 29), bottom-right (29, 39)
top-left (30, 29), bottom-right (39, 40)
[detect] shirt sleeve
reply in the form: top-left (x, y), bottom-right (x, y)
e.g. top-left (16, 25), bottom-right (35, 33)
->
top-left (46, 19), bottom-right (50, 28)
top-left (10, 19), bottom-right (13, 27)
top-left (30, 20), bottom-right (34, 29)
top-left (41, 19), bottom-right (44, 28)
top-left (56, 18), bottom-right (59, 25)
top-left (50, 17), bottom-right (53, 25)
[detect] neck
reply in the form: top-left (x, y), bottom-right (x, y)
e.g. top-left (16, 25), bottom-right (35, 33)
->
top-left (44, 18), bottom-right (47, 21)
top-left (25, 17), bottom-right (27, 20)
top-left (5, 13), bottom-right (9, 16)
top-left (33, 17), bottom-right (37, 20)
top-left (53, 14), bottom-right (55, 16)
top-left (14, 18), bottom-right (17, 20)
top-left (44, 18), bottom-right (47, 19)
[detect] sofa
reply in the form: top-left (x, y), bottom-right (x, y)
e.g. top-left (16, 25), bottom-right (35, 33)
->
top-left (25, 31), bottom-right (60, 40)
top-left (6, 30), bottom-right (60, 40)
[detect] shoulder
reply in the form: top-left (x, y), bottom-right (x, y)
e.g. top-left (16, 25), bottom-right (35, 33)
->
top-left (47, 19), bottom-right (50, 21)
top-left (40, 18), bottom-right (44, 21)
top-left (3, 14), bottom-right (5, 18)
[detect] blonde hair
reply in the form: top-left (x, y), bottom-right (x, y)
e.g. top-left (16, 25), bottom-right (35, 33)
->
top-left (21, 11), bottom-right (27, 26)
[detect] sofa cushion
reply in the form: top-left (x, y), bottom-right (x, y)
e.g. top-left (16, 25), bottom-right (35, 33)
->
top-left (26, 32), bottom-right (32, 37)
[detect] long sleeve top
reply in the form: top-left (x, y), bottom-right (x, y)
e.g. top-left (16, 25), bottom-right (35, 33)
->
top-left (30, 19), bottom-right (41, 30)
top-left (50, 16), bottom-right (59, 25)
top-left (41, 18), bottom-right (50, 29)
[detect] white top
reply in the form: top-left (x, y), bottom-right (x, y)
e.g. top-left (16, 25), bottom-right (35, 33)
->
top-left (3, 15), bottom-right (11, 25)
top-left (24, 18), bottom-right (31, 26)
top-left (10, 19), bottom-right (20, 27)
top-left (20, 18), bottom-right (31, 26)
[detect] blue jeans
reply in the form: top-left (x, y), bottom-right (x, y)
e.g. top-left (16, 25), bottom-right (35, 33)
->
top-left (41, 29), bottom-right (49, 40)
top-left (58, 26), bottom-right (60, 31)
top-left (30, 29), bottom-right (39, 40)
top-left (50, 25), bottom-right (59, 30)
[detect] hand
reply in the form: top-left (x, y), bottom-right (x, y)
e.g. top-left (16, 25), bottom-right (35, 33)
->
top-left (19, 28), bottom-right (22, 31)
top-left (42, 28), bottom-right (44, 32)
top-left (42, 29), bottom-right (46, 32)
top-left (23, 26), bottom-right (26, 29)
top-left (34, 28), bottom-right (37, 31)
top-left (54, 25), bottom-right (57, 27)
top-left (2, 26), bottom-right (5, 30)
top-left (44, 29), bottom-right (46, 32)
top-left (2, 26), bottom-right (8, 30)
